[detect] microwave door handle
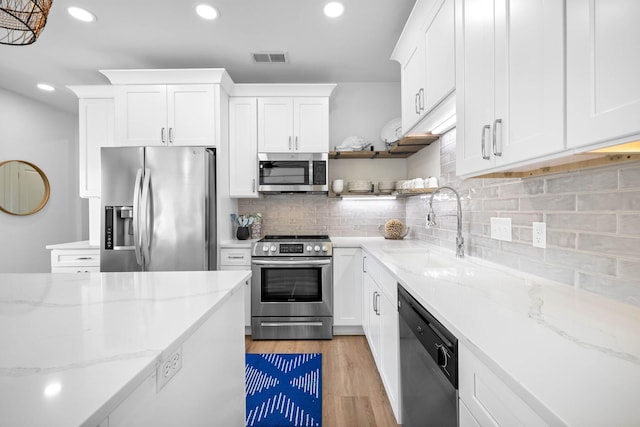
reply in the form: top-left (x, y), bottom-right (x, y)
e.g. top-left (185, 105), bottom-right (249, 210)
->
top-left (132, 168), bottom-right (143, 266)
top-left (141, 168), bottom-right (151, 268)
top-left (251, 259), bottom-right (332, 266)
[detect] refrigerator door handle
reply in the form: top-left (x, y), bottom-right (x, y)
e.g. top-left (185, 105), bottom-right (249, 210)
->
top-left (132, 168), bottom-right (143, 265)
top-left (141, 168), bottom-right (151, 267)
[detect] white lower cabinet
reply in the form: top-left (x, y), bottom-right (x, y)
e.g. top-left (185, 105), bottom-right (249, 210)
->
top-left (219, 248), bottom-right (252, 331)
top-left (332, 247), bottom-right (363, 334)
top-left (48, 246), bottom-right (100, 273)
top-left (459, 342), bottom-right (548, 426)
top-left (459, 398), bottom-right (482, 427)
top-left (362, 252), bottom-right (401, 423)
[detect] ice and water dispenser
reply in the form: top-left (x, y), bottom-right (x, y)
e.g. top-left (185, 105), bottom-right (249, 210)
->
top-left (104, 206), bottom-right (134, 250)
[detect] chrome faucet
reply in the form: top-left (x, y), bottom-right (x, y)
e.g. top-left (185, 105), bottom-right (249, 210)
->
top-left (426, 186), bottom-right (464, 258)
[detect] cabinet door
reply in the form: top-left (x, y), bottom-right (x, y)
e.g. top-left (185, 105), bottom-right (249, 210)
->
top-left (293, 98), bottom-right (329, 152)
top-left (333, 248), bottom-right (363, 327)
top-left (257, 97), bottom-right (294, 152)
top-left (456, 0), bottom-right (564, 176)
top-left (567, 0), bottom-right (640, 148)
top-left (459, 342), bottom-right (548, 426)
top-left (379, 290), bottom-right (400, 421)
top-left (115, 85), bottom-right (167, 146)
top-left (424, 0), bottom-right (455, 112)
top-left (229, 97), bottom-right (258, 197)
top-left (493, 0), bottom-right (564, 165)
top-left (78, 97), bottom-right (115, 197)
top-left (400, 42), bottom-right (426, 134)
top-left (455, 0), bottom-right (496, 176)
top-left (167, 85), bottom-right (216, 146)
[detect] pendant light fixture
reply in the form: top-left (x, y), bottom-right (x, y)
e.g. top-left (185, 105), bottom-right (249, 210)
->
top-left (0, 0), bottom-right (53, 46)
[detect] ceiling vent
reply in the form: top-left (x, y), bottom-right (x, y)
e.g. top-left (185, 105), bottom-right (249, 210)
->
top-left (252, 52), bottom-right (288, 64)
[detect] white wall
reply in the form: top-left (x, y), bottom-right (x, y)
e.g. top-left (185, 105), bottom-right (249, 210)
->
top-left (329, 82), bottom-right (402, 151)
top-left (328, 82), bottom-right (410, 186)
top-left (0, 88), bottom-right (85, 273)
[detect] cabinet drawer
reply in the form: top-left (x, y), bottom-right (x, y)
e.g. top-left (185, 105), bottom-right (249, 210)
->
top-left (220, 249), bottom-right (251, 266)
top-left (52, 266), bottom-right (101, 273)
top-left (50, 250), bottom-right (100, 268)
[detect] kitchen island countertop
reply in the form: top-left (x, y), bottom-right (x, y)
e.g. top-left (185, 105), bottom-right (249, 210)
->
top-left (332, 236), bottom-right (640, 426)
top-left (0, 270), bottom-right (250, 427)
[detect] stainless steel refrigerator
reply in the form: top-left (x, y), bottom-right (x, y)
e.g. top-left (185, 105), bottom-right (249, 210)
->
top-left (100, 146), bottom-right (216, 272)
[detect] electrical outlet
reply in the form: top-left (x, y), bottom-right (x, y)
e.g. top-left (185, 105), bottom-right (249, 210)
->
top-left (490, 217), bottom-right (512, 242)
top-left (156, 346), bottom-right (183, 392)
top-left (532, 222), bottom-right (546, 248)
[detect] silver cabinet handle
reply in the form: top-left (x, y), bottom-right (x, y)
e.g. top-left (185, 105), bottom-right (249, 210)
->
top-left (252, 178), bottom-right (256, 193)
top-left (372, 291), bottom-right (377, 314)
top-left (295, 136), bottom-right (298, 151)
top-left (415, 93), bottom-right (420, 114)
top-left (228, 255), bottom-right (246, 259)
top-left (76, 257), bottom-right (94, 260)
top-left (168, 127), bottom-right (174, 144)
top-left (288, 136), bottom-right (292, 150)
top-left (493, 118), bottom-right (502, 156)
top-left (376, 293), bottom-right (381, 316)
top-left (481, 125), bottom-right (491, 160)
top-left (362, 256), bottom-right (367, 273)
top-left (161, 127), bottom-right (166, 143)
top-left (419, 88), bottom-right (424, 111)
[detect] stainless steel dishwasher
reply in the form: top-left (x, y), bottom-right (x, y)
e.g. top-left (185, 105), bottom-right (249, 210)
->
top-left (398, 284), bottom-right (458, 426)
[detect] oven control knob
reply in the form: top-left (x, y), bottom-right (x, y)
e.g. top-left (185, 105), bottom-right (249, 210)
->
top-left (321, 245), bottom-right (328, 252)
top-left (314, 245), bottom-right (321, 252)
top-left (262, 244), bottom-right (269, 252)
top-left (270, 245), bottom-right (277, 252)
top-left (306, 245), bottom-right (313, 252)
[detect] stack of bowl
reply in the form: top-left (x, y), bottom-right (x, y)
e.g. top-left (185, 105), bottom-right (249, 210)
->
top-left (378, 181), bottom-right (396, 193)
top-left (348, 180), bottom-right (372, 193)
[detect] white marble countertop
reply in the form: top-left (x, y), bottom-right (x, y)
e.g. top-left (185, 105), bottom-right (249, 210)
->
top-left (0, 270), bottom-right (251, 427)
top-left (219, 239), bottom-right (257, 249)
top-left (334, 237), bottom-right (640, 426)
top-left (45, 240), bottom-right (99, 250)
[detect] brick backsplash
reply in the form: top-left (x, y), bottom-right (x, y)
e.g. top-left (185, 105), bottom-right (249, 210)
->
top-left (406, 129), bottom-right (640, 307)
top-left (238, 129), bottom-right (640, 307)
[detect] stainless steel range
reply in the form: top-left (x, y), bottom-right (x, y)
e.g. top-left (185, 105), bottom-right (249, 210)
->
top-left (251, 235), bottom-right (333, 340)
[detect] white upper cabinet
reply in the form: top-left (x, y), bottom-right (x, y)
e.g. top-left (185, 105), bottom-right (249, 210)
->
top-left (424, 0), bottom-right (455, 111)
top-left (456, 0), bottom-right (565, 177)
top-left (229, 97), bottom-right (259, 198)
top-left (567, 0), bottom-right (640, 149)
top-left (257, 97), bottom-right (329, 153)
top-left (400, 42), bottom-right (427, 133)
top-left (68, 86), bottom-right (115, 198)
top-left (393, 0), bottom-right (456, 135)
top-left (115, 84), bottom-right (216, 147)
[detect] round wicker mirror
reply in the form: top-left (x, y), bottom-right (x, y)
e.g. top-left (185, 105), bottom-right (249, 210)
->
top-left (0, 160), bottom-right (50, 215)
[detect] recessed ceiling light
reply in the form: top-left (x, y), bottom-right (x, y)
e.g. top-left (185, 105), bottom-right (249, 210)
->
top-left (37, 83), bottom-right (55, 92)
top-left (67, 6), bottom-right (96, 22)
top-left (196, 4), bottom-right (219, 20)
top-left (324, 2), bottom-right (345, 18)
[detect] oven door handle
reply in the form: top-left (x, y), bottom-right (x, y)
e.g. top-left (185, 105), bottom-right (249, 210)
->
top-left (251, 259), bottom-right (332, 266)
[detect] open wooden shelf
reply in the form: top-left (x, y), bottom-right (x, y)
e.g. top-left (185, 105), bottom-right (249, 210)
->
top-left (329, 133), bottom-right (440, 159)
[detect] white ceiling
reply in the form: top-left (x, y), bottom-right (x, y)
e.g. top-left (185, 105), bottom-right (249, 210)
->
top-left (0, 0), bottom-right (416, 114)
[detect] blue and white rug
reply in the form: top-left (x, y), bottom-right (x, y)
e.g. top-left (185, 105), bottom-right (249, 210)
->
top-left (245, 353), bottom-right (322, 427)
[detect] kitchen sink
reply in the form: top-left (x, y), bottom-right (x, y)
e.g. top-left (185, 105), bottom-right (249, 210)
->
top-left (381, 248), bottom-right (453, 269)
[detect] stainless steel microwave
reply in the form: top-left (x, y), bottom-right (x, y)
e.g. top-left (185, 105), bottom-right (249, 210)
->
top-left (258, 153), bottom-right (328, 193)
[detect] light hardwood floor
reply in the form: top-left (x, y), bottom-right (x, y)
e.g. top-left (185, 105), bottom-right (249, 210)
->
top-left (245, 335), bottom-right (399, 427)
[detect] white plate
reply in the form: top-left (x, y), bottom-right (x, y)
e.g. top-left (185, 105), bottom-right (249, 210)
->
top-left (380, 118), bottom-right (402, 143)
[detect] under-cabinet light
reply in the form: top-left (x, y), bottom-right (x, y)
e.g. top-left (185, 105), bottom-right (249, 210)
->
top-left (341, 195), bottom-right (396, 201)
